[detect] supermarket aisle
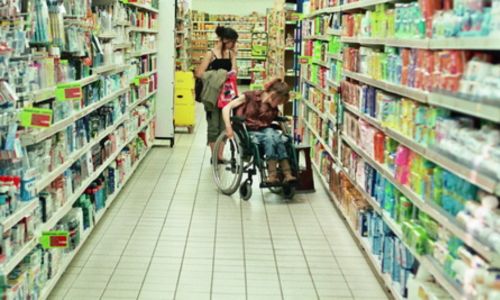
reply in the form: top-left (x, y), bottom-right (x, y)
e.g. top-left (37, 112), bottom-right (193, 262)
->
top-left (49, 105), bottom-right (389, 300)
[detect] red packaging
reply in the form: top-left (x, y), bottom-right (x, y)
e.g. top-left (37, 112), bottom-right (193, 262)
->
top-left (217, 73), bottom-right (239, 109)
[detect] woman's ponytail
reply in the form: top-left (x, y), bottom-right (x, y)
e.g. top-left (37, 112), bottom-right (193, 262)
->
top-left (215, 26), bottom-right (225, 38)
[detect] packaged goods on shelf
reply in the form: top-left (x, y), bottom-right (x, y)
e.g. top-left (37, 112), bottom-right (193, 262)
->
top-left (0, 0), bottom-right (160, 296)
top-left (341, 1), bottom-right (499, 39)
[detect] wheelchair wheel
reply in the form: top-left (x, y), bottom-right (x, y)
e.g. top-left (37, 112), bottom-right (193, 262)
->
top-left (283, 184), bottom-right (295, 200)
top-left (212, 131), bottom-right (244, 195)
top-left (239, 180), bottom-right (252, 201)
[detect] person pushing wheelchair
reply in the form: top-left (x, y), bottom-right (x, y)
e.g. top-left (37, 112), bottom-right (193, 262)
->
top-left (222, 78), bottom-right (296, 184)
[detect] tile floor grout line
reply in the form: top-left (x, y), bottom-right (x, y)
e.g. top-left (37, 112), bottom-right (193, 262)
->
top-left (172, 142), bottom-right (207, 300)
top-left (260, 189), bottom-right (285, 300)
top-left (59, 151), bottom-right (152, 299)
top-left (239, 198), bottom-right (248, 300)
top-left (285, 203), bottom-right (320, 299)
top-left (95, 148), bottom-right (174, 300)
top-left (305, 179), bottom-right (356, 299)
top-left (209, 180), bottom-right (220, 300)
top-left (135, 151), bottom-right (185, 299)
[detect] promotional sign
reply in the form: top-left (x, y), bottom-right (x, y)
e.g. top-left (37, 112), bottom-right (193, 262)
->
top-left (19, 108), bottom-right (53, 128)
top-left (40, 231), bottom-right (69, 249)
top-left (55, 82), bottom-right (83, 101)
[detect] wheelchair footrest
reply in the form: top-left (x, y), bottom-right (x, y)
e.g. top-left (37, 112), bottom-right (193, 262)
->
top-left (260, 182), bottom-right (286, 188)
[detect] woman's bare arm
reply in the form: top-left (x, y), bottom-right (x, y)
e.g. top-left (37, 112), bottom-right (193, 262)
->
top-left (222, 95), bottom-right (246, 138)
top-left (195, 51), bottom-right (213, 78)
top-left (231, 49), bottom-right (237, 74)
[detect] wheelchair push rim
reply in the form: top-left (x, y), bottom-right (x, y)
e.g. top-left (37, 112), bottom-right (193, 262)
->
top-left (212, 131), bottom-right (244, 195)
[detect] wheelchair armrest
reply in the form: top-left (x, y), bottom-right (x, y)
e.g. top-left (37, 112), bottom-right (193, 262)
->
top-left (230, 116), bottom-right (245, 124)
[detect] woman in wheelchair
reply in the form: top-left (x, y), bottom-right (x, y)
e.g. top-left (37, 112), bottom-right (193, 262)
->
top-left (222, 78), bottom-right (296, 185)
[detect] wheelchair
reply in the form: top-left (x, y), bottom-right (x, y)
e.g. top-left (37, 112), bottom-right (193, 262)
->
top-left (212, 115), bottom-right (299, 201)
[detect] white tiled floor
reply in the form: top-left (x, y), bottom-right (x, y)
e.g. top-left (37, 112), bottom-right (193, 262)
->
top-left (49, 105), bottom-right (389, 300)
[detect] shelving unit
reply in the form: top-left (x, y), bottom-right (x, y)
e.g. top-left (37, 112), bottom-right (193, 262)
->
top-left (267, 0), bottom-right (303, 116)
top-left (297, 1), bottom-right (500, 299)
top-left (0, 0), bottom-right (162, 297)
top-left (176, 0), bottom-right (192, 71)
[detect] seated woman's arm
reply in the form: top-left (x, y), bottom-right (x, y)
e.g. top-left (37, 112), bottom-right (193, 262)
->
top-left (222, 95), bottom-right (246, 139)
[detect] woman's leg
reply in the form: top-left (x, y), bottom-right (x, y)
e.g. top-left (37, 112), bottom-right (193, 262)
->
top-left (206, 109), bottom-right (224, 162)
top-left (250, 130), bottom-right (279, 183)
top-left (272, 133), bottom-right (296, 182)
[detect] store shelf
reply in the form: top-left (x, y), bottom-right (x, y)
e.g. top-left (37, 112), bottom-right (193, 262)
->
top-left (304, 35), bottom-right (330, 41)
top-left (341, 134), bottom-right (500, 267)
top-left (340, 0), bottom-right (395, 11)
top-left (129, 90), bottom-right (157, 110)
top-left (311, 161), bottom-right (402, 300)
top-left (113, 42), bottom-right (132, 50)
top-left (40, 115), bottom-right (155, 235)
top-left (341, 36), bottom-right (430, 49)
top-left (303, 99), bottom-right (337, 124)
top-left (130, 49), bottom-right (158, 57)
top-left (326, 53), bottom-right (343, 61)
top-left (97, 32), bottom-right (117, 39)
top-left (312, 60), bottom-right (329, 68)
top-left (343, 70), bottom-right (428, 103)
top-left (31, 87), bottom-right (56, 103)
top-left (341, 35), bottom-right (500, 50)
top-left (38, 145), bottom-right (152, 300)
top-left (34, 114), bottom-right (129, 194)
top-left (94, 63), bottom-right (129, 74)
top-left (1, 200), bottom-right (39, 232)
top-left (425, 148), bottom-right (500, 197)
top-left (305, 6), bottom-right (341, 18)
top-left (327, 79), bottom-right (340, 89)
top-left (345, 101), bottom-right (499, 196)
top-left (0, 238), bottom-right (37, 275)
top-left (38, 230), bottom-right (91, 300)
top-left (114, 20), bottom-right (131, 26)
top-left (124, 2), bottom-right (159, 13)
top-left (304, 79), bottom-right (329, 96)
top-left (428, 92), bottom-right (500, 123)
top-left (303, 119), bottom-right (338, 164)
top-left (327, 28), bottom-right (342, 36)
top-left (21, 87), bottom-right (129, 145)
top-left (430, 37), bottom-right (500, 50)
top-left (339, 165), bottom-right (467, 300)
top-left (129, 27), bottom-right (159, 33)
top-left (29, 75), bottom-right (99, 104)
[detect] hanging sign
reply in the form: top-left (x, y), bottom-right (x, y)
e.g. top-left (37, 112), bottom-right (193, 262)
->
top-left (19, 108), bottom-right (53, 128)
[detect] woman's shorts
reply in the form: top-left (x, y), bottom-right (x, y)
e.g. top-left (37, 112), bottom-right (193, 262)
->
top-left (206, 108), bottom-right (225, 144)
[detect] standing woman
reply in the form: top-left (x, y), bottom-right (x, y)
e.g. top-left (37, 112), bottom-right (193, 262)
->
top-left (195, 26), bottom-right (238, 162)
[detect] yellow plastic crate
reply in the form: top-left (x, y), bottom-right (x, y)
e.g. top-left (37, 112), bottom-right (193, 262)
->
top-left (175, 88), bottom-right (195, 105)
top-left (175, 103), bottom-right (195, 127)
top-left (175, 71), bottom-right (195, 90)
